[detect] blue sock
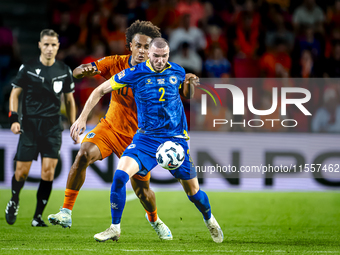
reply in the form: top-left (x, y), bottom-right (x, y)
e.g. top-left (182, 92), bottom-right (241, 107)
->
top-left (188, 189), bottom-right (212, 220)
top-left (110, 170), bottom-right (130, 224)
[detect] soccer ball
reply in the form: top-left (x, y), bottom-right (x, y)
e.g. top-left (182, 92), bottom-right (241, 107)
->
top-left (156, 141), bottom-right (185, 170)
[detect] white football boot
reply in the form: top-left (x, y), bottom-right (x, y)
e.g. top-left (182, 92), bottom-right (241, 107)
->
top-left (94, 224), bottom-right (121, 242)
top-left (145, 213), bottom-right (173, 240)
top-left (204, 214), bottom-right (224, 243)
top-left (48, 208), bottom-right (72, 228)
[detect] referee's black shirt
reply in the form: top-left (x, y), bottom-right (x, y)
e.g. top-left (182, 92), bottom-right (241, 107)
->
top-left (11, 57), bottom-right (75, 118)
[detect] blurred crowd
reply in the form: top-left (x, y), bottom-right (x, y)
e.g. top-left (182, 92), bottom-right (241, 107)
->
top-left (1, 0), bottom-right (340, 132)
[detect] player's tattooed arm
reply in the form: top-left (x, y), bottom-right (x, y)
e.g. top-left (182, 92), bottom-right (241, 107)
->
top-left (70, 80), bottom-right (113, 143)
top-left (180, 73), bottom-right (200, 99)
top-left (9, 87), bottom-right (22, 134)
top-left (73, 63), bottom-right (101, 79)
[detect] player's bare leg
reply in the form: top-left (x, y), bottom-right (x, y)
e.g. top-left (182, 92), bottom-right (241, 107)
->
top-left (5, 161), bottom-right (32, 225)
top-left (179, 177), bottom-right (200, 196)
top-left (48, 142), bottom-right (101, 227)
top-left (131, 177), bottom-right (172, 240)
top-left (130, 178), bottom-right (156, 212)
top-left (180, 177), bottom-right (224, 243)
top-left (66, 142), bottom-right (102, 190)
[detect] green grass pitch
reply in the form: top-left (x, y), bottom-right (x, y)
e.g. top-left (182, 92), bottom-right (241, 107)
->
top-left (0, 189), bottom-right (339, 254)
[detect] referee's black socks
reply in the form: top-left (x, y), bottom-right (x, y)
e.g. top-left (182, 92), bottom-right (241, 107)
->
top-left (11, 174), bottom-right (25, 204)
top-left (34, 179), bottom-right (53, 219)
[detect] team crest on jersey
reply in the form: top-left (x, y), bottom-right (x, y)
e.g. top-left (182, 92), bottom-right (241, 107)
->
top-left (130, 67), bottom-right (135, 71)
top-left (169, 76), bottom-right (177, 84)
top-left (157, 79), bottom-right (165, 84)
top-left (127, 144), bottom-right (136, 149)
top-left (117, 70), bottom-right (125, 80)
top-left (86, 132), bottom-right (96, 138)
top-left (53, 81), bottom-right (63, 93)
top-left (146, 79), bottom-right (153, 84)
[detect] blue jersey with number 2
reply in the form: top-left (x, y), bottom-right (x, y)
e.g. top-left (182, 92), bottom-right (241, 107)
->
top-left (110, 59), bottom-right (188, 139)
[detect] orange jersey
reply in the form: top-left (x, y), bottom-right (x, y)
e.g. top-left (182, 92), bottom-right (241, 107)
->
top-left (92, 55), bottom-right (138, 137)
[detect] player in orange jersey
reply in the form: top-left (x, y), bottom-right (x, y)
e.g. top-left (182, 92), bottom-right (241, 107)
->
top-left (48, 20), bottom-right (197, 240)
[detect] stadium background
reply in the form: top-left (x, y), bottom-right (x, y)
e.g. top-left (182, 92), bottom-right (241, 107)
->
top-left (0, 0), bottom-right (339, 191)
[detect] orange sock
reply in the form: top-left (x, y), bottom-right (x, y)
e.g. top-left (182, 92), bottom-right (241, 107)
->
top-left (146, 208), bottom-right (158, 222)
top-left (63, 189), bottom-right (79, 210)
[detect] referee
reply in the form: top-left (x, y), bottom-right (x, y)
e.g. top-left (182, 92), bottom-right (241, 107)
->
top-left (5, 29), bottom-right (76, 227)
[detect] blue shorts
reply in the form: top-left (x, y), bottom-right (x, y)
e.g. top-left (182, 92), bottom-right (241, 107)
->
top-left (122, 133), bottom-right (196, 180)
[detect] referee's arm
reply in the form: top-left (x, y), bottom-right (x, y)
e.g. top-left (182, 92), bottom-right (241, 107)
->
top-left (64, 92), bottom-right (77, 126)
top-left (9, 87), bottom-right (22, 134)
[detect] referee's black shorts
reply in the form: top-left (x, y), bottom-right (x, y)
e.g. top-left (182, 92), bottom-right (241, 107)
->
top-left (14, 115), bottom-right (63, 161)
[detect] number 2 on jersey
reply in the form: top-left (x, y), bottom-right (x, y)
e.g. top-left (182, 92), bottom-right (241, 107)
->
top-left (159, 87), bottom-right (165, 101)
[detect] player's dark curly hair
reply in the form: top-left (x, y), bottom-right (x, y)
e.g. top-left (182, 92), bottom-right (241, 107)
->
top-left (125, 20), bottom-right (161, 50)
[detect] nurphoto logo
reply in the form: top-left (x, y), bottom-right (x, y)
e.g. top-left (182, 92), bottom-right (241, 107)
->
top-left (199, 84), bottom-right (312, 129)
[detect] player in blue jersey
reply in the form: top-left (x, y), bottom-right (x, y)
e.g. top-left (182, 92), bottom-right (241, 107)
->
top-left (70, 38), bottom-right (224, 243)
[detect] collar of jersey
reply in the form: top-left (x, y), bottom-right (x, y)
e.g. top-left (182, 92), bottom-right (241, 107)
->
top-left (146, 59), bottom-right (171, 73)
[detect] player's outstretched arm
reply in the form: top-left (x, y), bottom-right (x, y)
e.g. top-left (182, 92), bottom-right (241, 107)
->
top-left (70, 79), bottom-right (113, 143)
top-left (180, 73), bottom-right (200, 99)
top-left (73, 63), bottom-right (101, 79)
top-left (9, 87), bottom-right (22, 134)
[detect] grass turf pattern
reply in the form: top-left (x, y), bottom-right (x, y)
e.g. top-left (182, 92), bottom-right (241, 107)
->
top-left (0, 189), bottom-right (339, 254)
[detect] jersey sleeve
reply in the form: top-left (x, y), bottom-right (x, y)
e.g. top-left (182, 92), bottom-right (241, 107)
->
top-left (109, 67), bottom-right (138, 90)
top-left (11, 64), bottom-right (27, 89)
top-left (62, 66), bottom-right (75, 93)
top-left (178, 66), bottom-right (186, 89)
top-left (92, 56), bottom-right (115, 80)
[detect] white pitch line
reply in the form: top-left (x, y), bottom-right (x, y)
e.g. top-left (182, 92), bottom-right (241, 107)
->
top-left (126, 192), bottom-right (138, 202)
